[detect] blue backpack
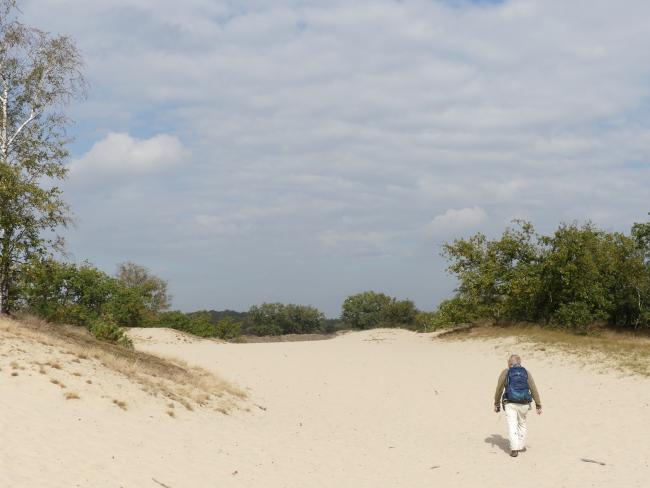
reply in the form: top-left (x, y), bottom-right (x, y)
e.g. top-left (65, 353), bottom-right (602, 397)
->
top-left (505, 366), bottom-right (532, 404)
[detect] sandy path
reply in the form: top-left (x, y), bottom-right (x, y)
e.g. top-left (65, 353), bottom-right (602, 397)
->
top-left (2, 326), bottom-right (649, 487)
top-left (131, 328), bottom-right (650, 487)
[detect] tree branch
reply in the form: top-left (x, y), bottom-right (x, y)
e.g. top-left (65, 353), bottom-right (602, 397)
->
top-left (7, 108), bottom-right (37, 148)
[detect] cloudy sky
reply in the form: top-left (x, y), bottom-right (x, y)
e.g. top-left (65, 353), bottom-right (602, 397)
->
top-left (19, 0), bottom-right (650, 316)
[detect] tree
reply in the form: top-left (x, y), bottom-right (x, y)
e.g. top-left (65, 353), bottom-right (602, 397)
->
top-left (19, 258), bottom-right (115, 325)
top-left (439, 217), bottom-right (650, 332)
top-left (340, 291), bottom-right (393, 329)
top-left (116, 262), bottom-right (170, 313)
top-left (0, 1), bottom-right (85, 313)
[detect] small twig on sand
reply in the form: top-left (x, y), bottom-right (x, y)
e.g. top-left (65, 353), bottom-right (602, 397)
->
top-left (581, 458), bottom-right (606, 466)
top-left (152, 478), bottom-right (173, 488)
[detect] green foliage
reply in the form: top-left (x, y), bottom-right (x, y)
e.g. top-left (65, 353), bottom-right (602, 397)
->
top-left (19, 259), bottom-right (115, 325)
top-left (214, 317), bottom-right (241, 340)
top-left (18, 258), bottom-right (166, 327)
top-left (115, 262), bottom-right (170, 313)
top-left (414, 311), bottom-right (438, 332)
top-left (341, 291), bottom-right (420, 329)
top-left (0, 2), bottom-right (86, 313)
top-left (552, 301), bottom-right (597, 334)
top-left (383, 299), bottom-right (418, 326)
top-left (341, 291), bottom-right (393, 329)
top-left (441, 218), bottom-right (650, 332)
top-left (175, 311), bottom-right (217, 337)
top-left (156, 311), bottom-right (242, 340)
top-left (102, 286), bottom-right (150, 327)
top-left (88, 315), bottom-right (133, 349)
top-left (245, 303), bottom-right (325, 336)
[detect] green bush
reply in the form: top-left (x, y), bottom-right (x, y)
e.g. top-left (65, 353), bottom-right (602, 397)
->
top-left (214, 317), bottom-right (241, 340)
top-left (414, 311), bottom-right (438, 332)
top-left (383, 299), bottom-right (418, 327)
top-left (552, 301), bottom-right (599, 333)
top-left (18, 258), bottom-right (164, 328)
top-left (341, 291), bottom-right (393, 329)
top-left (341, 292), bottom-right (421, 329)
top-left (245, 303), bottom-right (324, 336)
top-left (440, 218), bottom-right (650, 333)
top-left (88, 315), bottom-right (133, 348)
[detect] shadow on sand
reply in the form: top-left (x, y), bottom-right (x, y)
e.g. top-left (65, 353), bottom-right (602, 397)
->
top-left (485, 434), bottom-right (510, 453)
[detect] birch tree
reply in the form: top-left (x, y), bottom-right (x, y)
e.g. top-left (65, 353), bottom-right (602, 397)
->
top-left (0, 0), bottom-right (85, 313)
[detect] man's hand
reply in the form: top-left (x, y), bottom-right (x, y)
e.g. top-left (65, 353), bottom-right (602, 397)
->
top-left (536, 407), bottom-right (542, 415)
top-left (494, 405), bottom-right (500, 413)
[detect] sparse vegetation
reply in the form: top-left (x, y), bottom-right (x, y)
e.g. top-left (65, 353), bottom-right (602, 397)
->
top-left (2, 315), bottom-right (245, 413)
top-left (88, 315), bottom-right (133, 349)
top-left (439, 322), bottom-right (650, 377)
top-left (112, 399), bottom-right (127, 411)
top-left (64, 392), bottom-right (80, 400)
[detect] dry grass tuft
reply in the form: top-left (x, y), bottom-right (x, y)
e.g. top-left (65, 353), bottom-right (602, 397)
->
top-left (50, 378), bottom-right (66, 388)
top-left (113, 399), bottom-right (128, 411)
top-left (11, 371), bottom-right (18, 377)
top-left (166, 409), bottom-right (175, 418)
top-left (65, 392), bottom-right (80, 400)
top-left (439, 323), bottom-right (650, 376)
top-left (2, 314), bottom-right (246, 414)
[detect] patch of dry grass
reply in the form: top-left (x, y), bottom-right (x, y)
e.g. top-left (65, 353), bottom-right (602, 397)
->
top-left (439, 323), bottom-right (650, 376)
top-left (1, 314), bottom-right (246, 413)
top-left (65, 392), bottom-right (80, 400)
top-left (113, 399), bottom-right (128, 410)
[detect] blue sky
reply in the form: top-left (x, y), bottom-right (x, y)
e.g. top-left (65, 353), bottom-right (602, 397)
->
top-left (18, 0), bottom-right (650, 316)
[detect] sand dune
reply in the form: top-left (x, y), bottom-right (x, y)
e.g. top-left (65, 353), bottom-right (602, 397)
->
top-left (2, 320), bottom-right (649, 487)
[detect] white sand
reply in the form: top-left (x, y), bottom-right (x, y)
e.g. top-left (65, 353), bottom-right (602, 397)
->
top-left (2, 323), bottom-right (649, 487)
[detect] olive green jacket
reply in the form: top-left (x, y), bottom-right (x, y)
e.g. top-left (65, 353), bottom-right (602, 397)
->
top-left (494, 367), bottom-right (542, 408)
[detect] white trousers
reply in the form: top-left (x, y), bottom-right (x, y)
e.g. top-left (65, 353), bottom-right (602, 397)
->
top-left (505, 403), bottom-right (531, 451)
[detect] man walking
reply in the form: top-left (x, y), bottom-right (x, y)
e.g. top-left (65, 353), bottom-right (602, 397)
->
top-left (494, 354), bottom-right (542, 457)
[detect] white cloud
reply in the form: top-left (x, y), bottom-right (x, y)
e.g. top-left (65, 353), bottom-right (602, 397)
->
top-left (428, 207), bottom-right (488, 236)
top-left (68, 133), bottom-right (188, 180)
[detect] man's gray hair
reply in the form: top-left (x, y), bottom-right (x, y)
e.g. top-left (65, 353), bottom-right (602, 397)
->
top-left (508, 354), bottom-right (521, 366)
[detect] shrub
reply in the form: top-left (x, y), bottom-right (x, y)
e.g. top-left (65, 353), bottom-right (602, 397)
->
top-left (341, 291), bottom-right (393, 329)
top-left (181, 312), bottom-right (218, 337)
top-left (88, 315), bottom-right (133, 349)
top-left (383, 299), bottom-right (418, 327)
top-left (214, 317), bottom-right (241, 340)
top-left (552, 301), bottom-right (600, 334)
top-left (245, 303), bottom-right (325, 336)
top-left (341, 292), bottom-right (421, 329)
top-left (414, 311), bottom-right (438, 332)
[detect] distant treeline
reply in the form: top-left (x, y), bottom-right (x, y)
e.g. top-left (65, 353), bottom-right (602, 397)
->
top-left (154, 293), bottom-right (443, 340)
top-left (439, 217), bottom-right (650, 333)
top-left (17, 215), bottom-right (647, 345)
top-left (13, 257), bottom-right (447, 343)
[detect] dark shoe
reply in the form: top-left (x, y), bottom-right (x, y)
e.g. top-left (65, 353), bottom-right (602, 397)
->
top-left (510, 450), bottom-right (518, 457)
